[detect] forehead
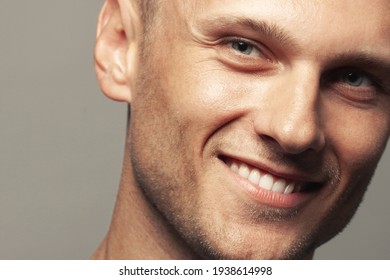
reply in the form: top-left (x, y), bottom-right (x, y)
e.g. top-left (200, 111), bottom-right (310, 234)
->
top-left (172, 0), bottom-right (390, 23)
top-left (162, 0), bottom-right (390, 59)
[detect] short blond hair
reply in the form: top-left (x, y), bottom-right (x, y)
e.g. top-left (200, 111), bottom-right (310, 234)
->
top-left (137, 0), bottom-right (160, 30)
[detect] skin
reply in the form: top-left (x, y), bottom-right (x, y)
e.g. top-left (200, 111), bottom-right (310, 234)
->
top-left (93, 0), bottom-right (390, 259)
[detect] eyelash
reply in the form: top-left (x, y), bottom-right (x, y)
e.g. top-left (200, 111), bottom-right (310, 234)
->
top-left (320, 68), bottom-right (389, 104)
top-left (217, 37), bottom-right (388, 98)
top-left (227, 38), bottom-right (264, 56)
top-left (325, 68), bottom-right (384, 91)
top-left (218, 37), bottom-right (273, 71)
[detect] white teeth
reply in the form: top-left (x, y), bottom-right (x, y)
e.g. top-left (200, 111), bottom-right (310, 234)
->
top-left (238, 163), bottom-right (250, 178)
top-left (284, 183), bottom-right (295, 194)
top-left (228, 161), bottom-right (301, 195)
top-left (272, 179), bottom-right (287, 194)
top-left (231, 162), bottom-right (239, 173)
top-left (248, 169), bottom-right (261, 185)
top-left (259, 174), bottom-right (273, 190)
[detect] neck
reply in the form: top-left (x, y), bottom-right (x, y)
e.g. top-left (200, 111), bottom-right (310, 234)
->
top-left (92, 146), bottom-right (199, 260)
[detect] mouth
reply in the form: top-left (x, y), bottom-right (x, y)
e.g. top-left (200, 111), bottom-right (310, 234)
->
top-left (219, 155), bottom-right (322, 208)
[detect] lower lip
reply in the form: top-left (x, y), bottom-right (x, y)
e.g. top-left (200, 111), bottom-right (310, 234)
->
top-left (222, 161), bottom-right (314, 209)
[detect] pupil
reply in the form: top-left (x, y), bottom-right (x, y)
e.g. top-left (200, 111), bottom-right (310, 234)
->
top-left (346, 72), bottom-right (360, 83)
top-left (237, 42), bottom-right (248, 52)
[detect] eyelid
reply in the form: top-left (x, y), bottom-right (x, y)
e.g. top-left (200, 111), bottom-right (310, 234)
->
top-left (321, 67), bottom-right (389, 105)
top-left (324, 67), bottom-right (383, 90)
top-left (221, 36), bottom-right (271, 57)
top-left (343, 70), bottom-right (374, 87)
top-left (361, 71), bottom-right (388, 93)
top-left (225, 37), bottom-right (260, 50)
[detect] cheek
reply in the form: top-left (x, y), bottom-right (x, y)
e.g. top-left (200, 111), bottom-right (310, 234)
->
top-left (156, 68), bottom-right (236, 152)
top-left (323, 100), bottom-right (390, 172)
top-left (312, 100), bottom-right (390, 230)
top-left (163, 59), bottom-right (267, 137)
top-left (334, 120), bottom-right (388, 169)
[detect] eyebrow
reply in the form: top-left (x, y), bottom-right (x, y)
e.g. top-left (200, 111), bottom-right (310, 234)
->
top-left (196, 15), bottom-right (300, 50)
top-left (328, 52), bottom-right (390, 73)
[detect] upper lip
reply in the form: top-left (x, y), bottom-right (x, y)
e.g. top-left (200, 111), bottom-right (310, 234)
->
top-left (218, 152), bottom-right (324, 184)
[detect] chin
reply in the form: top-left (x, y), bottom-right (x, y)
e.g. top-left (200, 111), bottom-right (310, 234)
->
top-left (176, 216), bottom-right (317, 260)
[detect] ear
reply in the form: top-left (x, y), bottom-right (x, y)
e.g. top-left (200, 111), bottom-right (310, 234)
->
top-left (95, 0), bottom-right (141, 103)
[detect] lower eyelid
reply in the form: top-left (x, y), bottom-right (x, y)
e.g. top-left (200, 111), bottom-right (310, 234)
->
top-left (222, 37), bottom-right (264, 54)
top-left (333, 69), bottom-right (384, 89)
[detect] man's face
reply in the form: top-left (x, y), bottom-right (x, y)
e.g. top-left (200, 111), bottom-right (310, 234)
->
top-left (129, 0), bottom-right (390, 259)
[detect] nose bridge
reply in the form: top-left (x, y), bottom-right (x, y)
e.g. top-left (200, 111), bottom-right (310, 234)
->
top-left (264, 66), bottom-right (325, 154)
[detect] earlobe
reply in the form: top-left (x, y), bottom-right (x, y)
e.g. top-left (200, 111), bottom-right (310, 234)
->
top-left (94, 0), bottom-right (140, 103)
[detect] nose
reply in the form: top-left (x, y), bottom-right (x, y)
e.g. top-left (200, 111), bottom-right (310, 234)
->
top-left (254, 69), bottom-right (325, 154)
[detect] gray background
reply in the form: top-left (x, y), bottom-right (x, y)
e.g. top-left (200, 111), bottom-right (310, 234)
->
top-left (0, 1), bottom-right (389, 260)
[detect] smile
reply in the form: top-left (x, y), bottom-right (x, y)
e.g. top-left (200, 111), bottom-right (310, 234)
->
top-left (220, 156), bottom-right (321, 208)
top-left (226, 159), bottom-right (302, 194)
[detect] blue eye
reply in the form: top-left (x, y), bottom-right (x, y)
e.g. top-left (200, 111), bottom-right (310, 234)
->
top-left (342, 71), bottom-right (371, 87)
top-left (231, 41), bottom-right (255, 55)
top-left (229, 40), bottom-right (262, 57)
top-left (220, 37), bottom-right (273, 71)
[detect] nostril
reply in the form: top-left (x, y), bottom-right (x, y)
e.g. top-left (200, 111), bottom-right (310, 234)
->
top-left (259, 124), bottom-right (325, 155)
top-left (260, 134), bottom-right (277, 143)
